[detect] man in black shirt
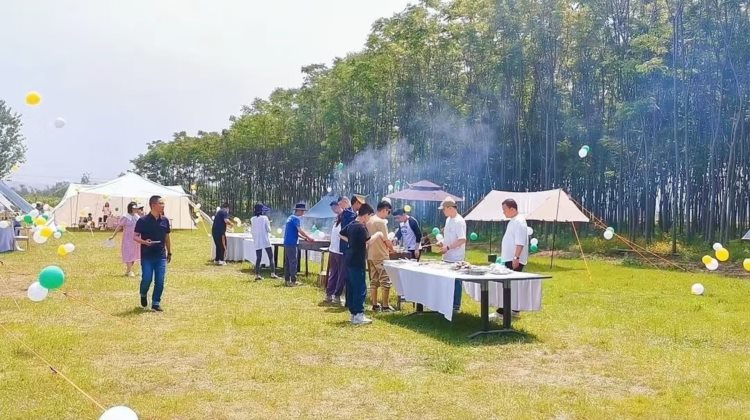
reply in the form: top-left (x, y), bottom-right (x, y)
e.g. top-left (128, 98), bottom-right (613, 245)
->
top-left (134, 195), bottom-right (172, 311)
top-left (212, 202), bottom-right (234, 266)
top-left (339, 203), bottom-right (382, 325)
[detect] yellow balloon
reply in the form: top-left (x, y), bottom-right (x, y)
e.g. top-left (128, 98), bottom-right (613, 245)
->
top-left (25, 91), bottom-right (42, 106)
top-left (404, 205), bottom-right (412, 213)
top-left (744, 258), bottom-right (750, 272)
top-left (715, 248), bottom-right (729, 262)
top-left (34, 217), bottom-right (46, 226)
top-left (701, 255), bottom-right (712, 265)
top-left (40, 226), bottom-right (54, 238)
top-left (57, 245), bottom-right (68, 257)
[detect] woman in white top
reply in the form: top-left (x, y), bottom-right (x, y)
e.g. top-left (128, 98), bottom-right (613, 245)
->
top-left (324, 201), bottom-right (345, 305)
top-left (250, 203), bottom-right (278, 280)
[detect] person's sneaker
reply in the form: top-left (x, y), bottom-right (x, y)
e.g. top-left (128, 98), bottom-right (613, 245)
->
top-left (381, 305), bottom-right (396, 313)
top-left (332, 296), bottom-right (342, 306)
top-left (152, 306), bottom-right (163, 312)
top-left (127, 271), bottom-right (136, 278)
top-left (140, 296), bottom-right (147, 308)
top-left (218, 261), bottom-right (227, 266)
top-left (290, 281), bottom-right (302, 287)
top-left (324, 295), bottom-right (334, 304)
top-left (351, 313), bottom-right (372, 325)
top-left (255, 275), bottom-right (263, 281)
top-left (371, 304), bottom-right (382, 312)
top-left (270, 273), bottom-right (280, 279)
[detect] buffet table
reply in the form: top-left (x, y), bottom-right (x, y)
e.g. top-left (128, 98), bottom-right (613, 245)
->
top-left (382, 260), bottom-right (551, 338)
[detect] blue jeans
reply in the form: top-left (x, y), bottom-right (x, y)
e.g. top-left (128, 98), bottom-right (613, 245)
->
top-left (346, 266), bottom-right (367, 315)
top-left (453, 280), bottom-right (462, 311)
top-left (140, 258), bottom-right (167, 307)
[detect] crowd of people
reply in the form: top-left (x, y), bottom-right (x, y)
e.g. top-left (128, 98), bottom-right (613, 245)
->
top-left (111, 192), bottom-right (531, 324)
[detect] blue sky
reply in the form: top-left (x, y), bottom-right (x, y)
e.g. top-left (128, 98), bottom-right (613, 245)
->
top-left (1, 0), bottom-right (412, 187)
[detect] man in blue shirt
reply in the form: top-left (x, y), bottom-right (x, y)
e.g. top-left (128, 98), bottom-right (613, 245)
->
top-left (283, 202), bottom-right (314, 287)
top-left (134, 195), bottom-right (172, 312)
top-left (212, 202), bottom-right (234, 266)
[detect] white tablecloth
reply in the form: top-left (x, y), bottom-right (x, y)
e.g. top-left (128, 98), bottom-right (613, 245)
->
top-left (383, 261), bottom-right (548, 321)
top-left (211, 233), bottom-right (282, 263)
top-left (463, 279), bottom-right (542, 312)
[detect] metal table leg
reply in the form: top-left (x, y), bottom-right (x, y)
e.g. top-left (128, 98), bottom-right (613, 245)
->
top-left (468, 279), bottom-right (515, 338)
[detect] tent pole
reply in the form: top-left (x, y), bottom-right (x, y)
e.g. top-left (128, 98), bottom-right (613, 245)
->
top-left (550, 189), bottom-right (562, 269)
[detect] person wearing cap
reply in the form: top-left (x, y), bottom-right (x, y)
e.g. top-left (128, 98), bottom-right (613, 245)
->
top-left (438, 197), bottom-right (467, 313)
top-left (110, 201), bottom-right (143, 277)
top-left (324, 201), bottom-right (346, 305)
top-left (367, 200), bottom-right (396, 311)
top-left (251, 203), bottom-right (279, 281)
top-left (339, 203), bottom-right (383, 325)
top-left (283, 202), bottom-right (314, 286)
top-left (393, 208), bottom-right (422, 260)
top-left (212, 202), bottom-right (235, 266)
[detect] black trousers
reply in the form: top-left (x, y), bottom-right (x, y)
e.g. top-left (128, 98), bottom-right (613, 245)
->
top-left (213, 232), bottom-right (226, 261)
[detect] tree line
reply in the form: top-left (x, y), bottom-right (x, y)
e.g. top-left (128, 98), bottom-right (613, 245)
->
top-left (131, 0), bottom-right (750, 246)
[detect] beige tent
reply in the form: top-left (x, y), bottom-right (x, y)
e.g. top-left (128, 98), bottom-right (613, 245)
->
top-left (464, 189), bottom-right (589, 222)
top-left (53, 173), bottom-right (194, 229)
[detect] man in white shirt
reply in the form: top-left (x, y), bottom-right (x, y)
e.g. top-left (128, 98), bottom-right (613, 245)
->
top-left (491, 198), bottom-right (531, 319)
top-left (437, 197), bottom-right (467, 312)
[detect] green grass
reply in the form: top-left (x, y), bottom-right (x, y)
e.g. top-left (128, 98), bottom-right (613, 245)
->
top-left (2, 230), bottom-right (750, 419)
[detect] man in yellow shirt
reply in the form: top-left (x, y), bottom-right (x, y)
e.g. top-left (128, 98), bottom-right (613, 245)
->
top-left (366, 201), bottom-right (395, 311)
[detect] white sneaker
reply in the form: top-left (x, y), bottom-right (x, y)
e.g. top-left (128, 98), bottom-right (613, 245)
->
top-left (270, 273), bottom-right (280, 279)
top-left (127, 271), bottom-right (135, 277)
top-left (217, 261), bottom-right (227, 266)
top-left (351, 313), bottom-right (372, 325)
top-left (490, 310), bottom-right (519, 319)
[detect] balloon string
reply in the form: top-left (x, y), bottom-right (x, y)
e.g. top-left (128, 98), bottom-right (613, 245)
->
top-left (61, 291), bottom-right (133, 326)
top-left (0, 322), bottom-right (106, 411)
top-left (0, 261), bottom-right (22, 310)
top-left (570, 222), bottom-right (592, 281)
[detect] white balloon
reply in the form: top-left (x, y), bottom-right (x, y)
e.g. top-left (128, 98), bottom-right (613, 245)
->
top-left (15, 215), bottom-right (22, 222)
top-left (316, 231), bottom-right (326, 239)
top-left (54, 117), bottom-right (66, 128)
top-left (526, 226), bottom-right (533, 236)
top-left (32, 231), bottom-right (48, 244)
top-left (706, 259), bottom-right (719, 271)
top-left (326, 187), bottom-right (332, 193)
top-left (712, 242), bottom-right (722, 251)
top-left (195, 203), bottom-right (201, 209)
top-left (436, 233), bottom-right (444, 242)
top-left (63, 243), bottom-right (75, 253)
top-left (30, 209), bottom-right (40, 218)
top-left (691, 283), bottom-right (705, 295)
top-left (0, 220), bottom-right (9, 229)
top-left (530, 238), bottom-right (539, 246)
top-left (603, 230), bottom-right (614, 240)
top-left (27, 282), bottom-right (49, 302)
top-left (53, 231), bottom-right (62, 239)
top-left (606, 226), bottom-right (614, 232)
top-left (578, 148), bottom-right (588, 158)
top-left (100, 406), bottom-right (139, 420)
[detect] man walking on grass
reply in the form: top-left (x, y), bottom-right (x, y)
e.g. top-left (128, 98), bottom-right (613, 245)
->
top-left (134, 195), bottom-right (172, 312)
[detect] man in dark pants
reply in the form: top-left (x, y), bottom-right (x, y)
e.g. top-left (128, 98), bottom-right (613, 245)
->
top-left (212, 202), bottom-right (234, 266)
top-left (134, 195), bottom-right (172, 312)
top-left (283, 202), bottom-right (314, 286)
top-left (491, 198), bottom-right (529, 319)
top-left (339, 203), bottom-right (381, 325)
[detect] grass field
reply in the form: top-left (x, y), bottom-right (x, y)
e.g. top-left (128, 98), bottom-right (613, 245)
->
top-left (1, 229), bottom-right (750, 419)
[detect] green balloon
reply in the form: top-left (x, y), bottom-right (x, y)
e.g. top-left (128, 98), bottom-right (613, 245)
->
top-left (38, 265), bottom-right (65, 290)
top-left (469, 232), bottom-right (478, 241)
top-left (23, 215), bottom-right (33, 224)
top-left (530, 244), bottom-right (539, 253)
top-left (432, 227), bottom-right (440, 235)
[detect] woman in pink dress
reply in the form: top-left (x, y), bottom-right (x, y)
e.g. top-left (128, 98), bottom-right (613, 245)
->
top-left (110, 202), bottom-right (143, 277)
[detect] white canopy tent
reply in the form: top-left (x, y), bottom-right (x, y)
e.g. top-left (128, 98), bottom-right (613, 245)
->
top-left (464, 189), bottom-right (589, 222)
top-left (53, 173), bottom-right (194, 229)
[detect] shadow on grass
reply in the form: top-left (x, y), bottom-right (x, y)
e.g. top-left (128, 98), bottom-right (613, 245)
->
top-left (114, 307), bottom-right (151, 318)
top-left (379, 311), bottom-right (539, 346)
